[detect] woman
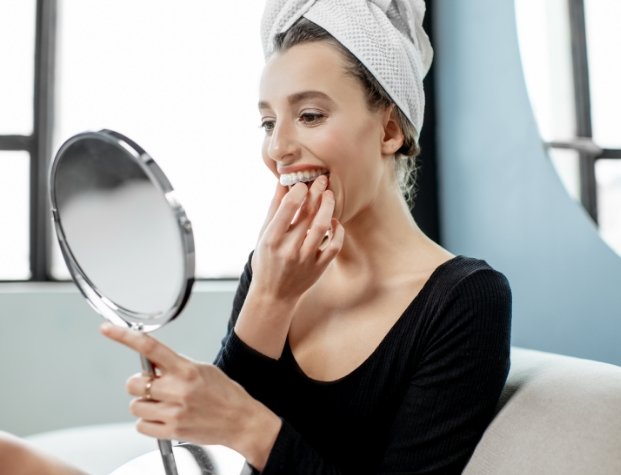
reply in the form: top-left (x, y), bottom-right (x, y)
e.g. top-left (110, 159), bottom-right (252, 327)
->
top-left (101, 1), bottom-right (511, 473)
top-left (2, 1), bottom-right (511, 473)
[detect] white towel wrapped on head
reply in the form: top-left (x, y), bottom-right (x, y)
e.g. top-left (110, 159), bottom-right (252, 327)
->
top-left (261, 0), bottom-right (433, 139)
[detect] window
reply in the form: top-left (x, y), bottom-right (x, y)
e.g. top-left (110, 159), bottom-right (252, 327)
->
top-left (2, 2), bottom-right (441, 281)
top-left (0, 0), bottom-right (36, 280)
top-left (516, 0), bottom-right (621, 254)
top-left (1, 1), bottom-right (273, 280)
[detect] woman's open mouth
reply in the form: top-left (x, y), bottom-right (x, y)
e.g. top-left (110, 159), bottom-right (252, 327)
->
top-left (279, 168), bottom-right (329, 187)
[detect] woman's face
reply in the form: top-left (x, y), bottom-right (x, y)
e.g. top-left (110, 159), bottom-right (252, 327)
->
top-left (258, 41), bottom-right (392, 224)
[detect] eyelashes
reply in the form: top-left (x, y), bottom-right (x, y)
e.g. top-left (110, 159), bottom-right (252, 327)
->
top-left (260, 119), bottom-right (275, 133)
top-left (298, 111), bottom-right (325, 126)
top-left (259, 111), bottom-right (327, 134)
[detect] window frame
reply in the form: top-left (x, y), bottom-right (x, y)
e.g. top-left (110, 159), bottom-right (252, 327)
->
top-left (1, 1), bottom-right (441, 282)
top-left (547, 0), bottom-right (621, 223)
top-left (0, 0), bottom-right (55, 282)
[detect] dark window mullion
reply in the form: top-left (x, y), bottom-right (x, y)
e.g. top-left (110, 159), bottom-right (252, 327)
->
top-left (546, 140), bottom-right (621, 161)
top-left (31, 0), bottom-right (57, 281)
top-left (568, 0), bottom-right (598, 222)
top-left (600, 150), bottom-right (621, 160)
top-left (0, 135), bottom-right (33, 151)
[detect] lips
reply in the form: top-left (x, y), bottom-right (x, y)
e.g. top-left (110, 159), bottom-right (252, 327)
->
top-left (279, 168), bottom-right (329, 187)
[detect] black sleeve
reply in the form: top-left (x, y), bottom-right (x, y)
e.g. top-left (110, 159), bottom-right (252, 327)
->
top-left (376, 268), bottom-right (512, 473)
top-left (260, 268), bottom-right (511, 475)
top-left (214, 252), bottom-right (282, 402)
top-left (213, 252), bottom-right (253, 368)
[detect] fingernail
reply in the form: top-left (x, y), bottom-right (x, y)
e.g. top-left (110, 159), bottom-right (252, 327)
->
top-left (316, 174), bottom-right (328, 191)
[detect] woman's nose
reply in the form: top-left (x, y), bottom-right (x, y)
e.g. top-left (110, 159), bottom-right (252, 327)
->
top-left (267, 122), bottom-right (298, 162)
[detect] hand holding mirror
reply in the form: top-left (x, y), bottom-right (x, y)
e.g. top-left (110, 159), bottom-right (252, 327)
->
top-left (49, 129), bottom-right (195, 474)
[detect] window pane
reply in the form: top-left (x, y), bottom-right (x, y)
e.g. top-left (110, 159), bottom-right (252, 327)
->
top-left (0, 0), bottom-right (35, 134)
top-left (596, 159), bottom-right (621, 255)
top-left (53, 1), bottom-right (270, 278)
top-left (585, 0), bottom-right (621, 148)
top-left (515, 0), bottom-right (576, 141)
top-left (51, 242), bottom-right (70, 280)
top-left (0, 152), bottom-right (30, 279)
top-left (549, 148), bottom-right (581, 203)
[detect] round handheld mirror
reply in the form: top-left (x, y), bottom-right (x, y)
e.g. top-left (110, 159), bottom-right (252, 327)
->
top-left (50, 129), bottom-right (194, 331)
top-left (50, 129), bottom-right (196, 474)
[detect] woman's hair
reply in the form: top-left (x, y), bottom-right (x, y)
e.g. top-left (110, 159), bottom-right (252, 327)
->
top-left (273, 18), bottom-right (421, 206)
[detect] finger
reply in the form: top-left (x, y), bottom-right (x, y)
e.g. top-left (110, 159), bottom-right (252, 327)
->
top-left (127, 374), bottom-right (184, 403)
top-left (300, 190), bottom-right (336, 257)
top-left (130, 398), bottom-right (179, 422)
top-left (258, 181), bottom-right (288, 238)
top-left (316, 218), bottom-right (344, 267)
top-left (262, 182), bottom-right (308, 239)
top-left (135, 419), bottom-right (171, 440)
top-left (291, 174), bottom-right (328, 227)
top-left (127, 374), bottom-right (158, 400)
top-left (100, 323), bottom-right (184, 372)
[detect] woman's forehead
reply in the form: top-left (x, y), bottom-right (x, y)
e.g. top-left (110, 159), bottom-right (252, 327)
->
top-left (259, 42), bottom-right (358, 106)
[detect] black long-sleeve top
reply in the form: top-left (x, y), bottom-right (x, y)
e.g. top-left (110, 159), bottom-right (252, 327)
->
top-left (215, 254), bottom-right (511, 474)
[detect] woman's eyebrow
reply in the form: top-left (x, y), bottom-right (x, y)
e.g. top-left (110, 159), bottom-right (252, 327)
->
top-left (258, 90), bottom-right (335, 111)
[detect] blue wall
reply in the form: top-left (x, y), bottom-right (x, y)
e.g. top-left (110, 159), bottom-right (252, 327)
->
top-left (434, 0), bottom-right (621, 365)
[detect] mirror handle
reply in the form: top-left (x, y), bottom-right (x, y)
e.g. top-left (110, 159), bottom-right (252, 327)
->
top-left (140, 354), bottom-right (180, 475)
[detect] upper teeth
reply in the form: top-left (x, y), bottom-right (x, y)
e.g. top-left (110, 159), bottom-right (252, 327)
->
top-left (280, 169), bottom-right (328, 187)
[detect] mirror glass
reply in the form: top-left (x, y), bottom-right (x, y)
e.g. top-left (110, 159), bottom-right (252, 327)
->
top-left (50, 129), bottom-right (195, 330)
top-left (515, 0), bottom-right (621, 255)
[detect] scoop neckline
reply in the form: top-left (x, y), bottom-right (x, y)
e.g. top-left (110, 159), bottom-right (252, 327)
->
top-left (283, 255), bottom-right (464, 386)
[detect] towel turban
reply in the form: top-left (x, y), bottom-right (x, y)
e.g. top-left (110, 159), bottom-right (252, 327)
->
top-left (261, 0), bottom-right (433, 139)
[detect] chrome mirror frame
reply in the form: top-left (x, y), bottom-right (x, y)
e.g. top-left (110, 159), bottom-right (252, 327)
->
top-left (49, 129), bottom-right (195, 331)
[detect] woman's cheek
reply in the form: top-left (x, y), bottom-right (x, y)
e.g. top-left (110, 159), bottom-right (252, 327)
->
top-left (312, 126), bottom-right (350, 158)
top-left (261, 145), bottom-right (278, 178)
top-left (330, 173), bottom-right (351, 223)
top-left (309, 128), bottom-right (355, 222)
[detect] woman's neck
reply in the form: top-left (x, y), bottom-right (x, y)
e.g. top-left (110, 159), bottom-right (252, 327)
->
top-left (330, 184), bottom-right (446, 284)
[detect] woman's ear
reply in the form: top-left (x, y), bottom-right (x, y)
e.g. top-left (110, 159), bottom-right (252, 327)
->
top-left (380, 105), bottom-right (405, 156)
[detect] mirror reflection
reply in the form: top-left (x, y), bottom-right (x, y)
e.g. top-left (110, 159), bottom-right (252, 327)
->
top-left (53, 136), bottom-right (184, 315)
top-left (50, 130), bottom-right (195, 330)
top-left (515, 0), bottom-right (621, 255)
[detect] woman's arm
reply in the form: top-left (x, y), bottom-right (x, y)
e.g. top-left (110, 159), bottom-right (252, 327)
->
top-left (233, 177), bottom-right (343, 359)
top-left (0, 432), bottom-right (85, 475)
top-left (100, 324), bottom-right (280, 470)
top-left (377, 269), bottom-right (512, 473)
top-left (100, 178), bottom-right (343, 469)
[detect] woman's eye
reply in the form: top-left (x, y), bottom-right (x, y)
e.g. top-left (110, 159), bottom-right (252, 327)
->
top-left (299, 112), bottom-right (325, 126)
top-left (260, 119), bottom-right (275, 133)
